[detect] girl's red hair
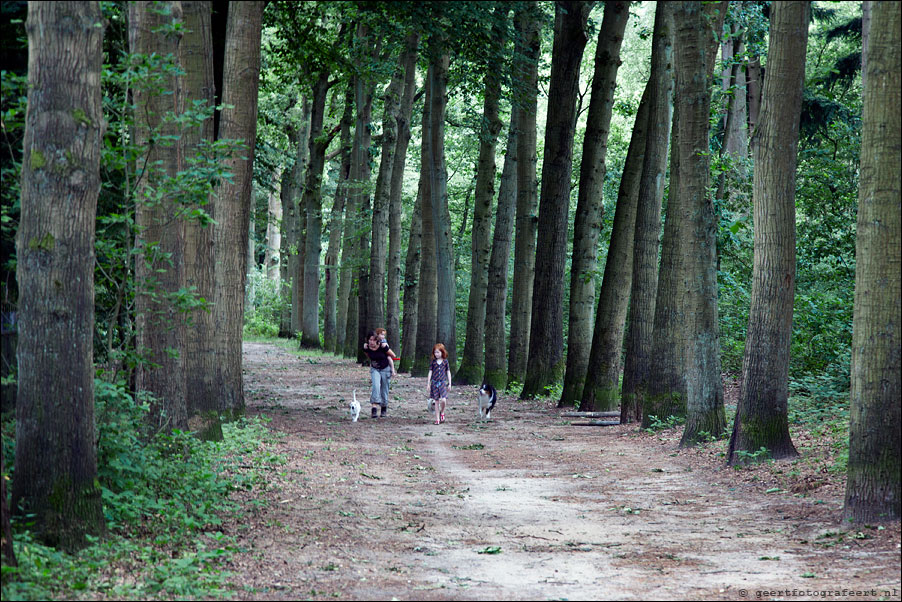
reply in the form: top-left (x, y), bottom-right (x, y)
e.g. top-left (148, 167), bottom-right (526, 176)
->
top-left (432, 343), bottom-right (448, 359)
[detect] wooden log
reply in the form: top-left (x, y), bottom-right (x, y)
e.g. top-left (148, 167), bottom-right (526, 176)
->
top-left (562, 411), bottom-right (621, 418)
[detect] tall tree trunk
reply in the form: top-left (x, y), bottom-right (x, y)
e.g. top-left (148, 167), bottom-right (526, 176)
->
top-left (561, 0), bottom-right (629, 406)
top-left (722, 28), bottom-right (749, 163)
top-left (213, 0), bottom-right (263, 418)
top-left (345, 28), bottom-right (376, 360)
top-left (644, 95), bottom-right (687, 423)
top-left (673, 0), bottom-right (727, 447)
top-left (332, 84), bottom-right (355, 353)
top-left (13, 0), bottom-right (105, 550)
top-left (246, 208), bottom-right (255, 311)
top-left (400, 193), bottom-right (423, 373)
top-left (646, 1), bottom-right (726, 433)
top-left (413, 73), bottom-right (437, 376)
top-left (483, 108), bottom-right (519, 390)
top-left (264, 169), bottom-right (282, 281)
top-left (843, 0), bottom-right (901, 523)
top-left (521, 1), bottom-right (590, 399)
top-left (324, 88), bottom-right (352, 353)
top-left (280, 99), bottom-right (311, 338)
top-left (181, 0), bottom-right (222, 441)
top-left (428, 39), bottom-right (456, 371)
top-left (747, 56), bottom-right (762, 136)
top-left (507, 1), bottom-right (541, 388)
top-left (714, 25), bottom-right (749, 208)
top-left (292, 178), bottom-right (306, 337)
top-left (727, 0), bottom-right (809, 460)
top-left (581, 86), bottom-right (649, 412)
top-left (130, 0), bottom-right (189, 431)
top-left (620, 1), bottom-right (673, 423)
top-left (387, 33), bottom-right (420, 357)
top-left (301, 70), bottom-right (334, 348)
top-left (456, 8), bottom-right (506, 385)
top-left (368, 55), bottom-right (403, 334)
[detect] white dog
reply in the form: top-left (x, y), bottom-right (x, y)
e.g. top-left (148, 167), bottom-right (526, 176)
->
top-left (427, 398), bottom-right (435, 414)
top-left (350, 390), bottom-right (361, 422)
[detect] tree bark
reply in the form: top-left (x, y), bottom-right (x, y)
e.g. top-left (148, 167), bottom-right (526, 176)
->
top-left (456, 8), bottom-right (507, 385)
top-left (13, 0), bottom-right (105, 550)
top-left (561, 0), bottom-right (629, 406)
top-left (130, 0), bottom-right (189, 431)
top-left (301, 70), bottom-right (334, 348)
top-left (645, 1), bottom-right (726, 436)
top-left (521, 1), bottom-right (591, 399)
top-left (400, 192), bottom-right (423, 373)
top-left (483, 107), bottom-right (519, 390)
top-left (264, 170), bottom-right (282, 281)
top-left (413, 68), bottom-right (437, 377)
top-left (387, 33), bottom-right (420, 357)
top-left (507, 1), bottom-right (541, 388)
top-left (213, 0), bottom-right (263, 418)
top-left (345, 26), bottom-right (376, 360)
top-left (747, 56), bottom-right (762, 135)
top-left (428, 39), bottom-right (456, 371)
top-left (722, 27), bottom-right (749, 163)
top-left (673, 0), bottom-right (727, 447)
top-left (843, 0), bottom-right (900, 523)
top-left (181, 0), bottom-right (222, 440)
top-left (332, 84), bottom-right (355, 353)
top-left (581, 86), bottom-right (649, 412)
top-left (325, 86), bottom-right (353, 353)
top-left (292, 175), bottom-right (306, 337)
top-left (620, 1), bottom-right (673, 423)
top-left (368, 54), bottom-right (403, 335)
top-left (279, 101), bottom-right (310, 338)
top-left (727, 0), bottom-right (809, 460)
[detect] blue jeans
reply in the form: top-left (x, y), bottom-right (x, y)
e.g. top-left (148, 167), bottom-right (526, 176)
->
top-left (370, 365), bottom-right (392, 407)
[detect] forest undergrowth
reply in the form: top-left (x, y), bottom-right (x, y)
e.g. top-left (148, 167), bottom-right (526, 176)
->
top-left (1, 391), bottom-right (285, 601)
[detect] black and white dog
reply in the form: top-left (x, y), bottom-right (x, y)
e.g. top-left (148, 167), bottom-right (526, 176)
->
top-left (477, 382), bottom-right (497, 421)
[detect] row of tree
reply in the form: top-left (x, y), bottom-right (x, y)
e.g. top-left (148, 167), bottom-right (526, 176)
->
top-left (3, 0), bottom-right (899, 554)
top-left (10, 0), bottom-right (265, 551)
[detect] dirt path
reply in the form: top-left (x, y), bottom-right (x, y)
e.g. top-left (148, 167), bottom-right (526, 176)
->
top-left (224, 342), bottom-right (901, 601)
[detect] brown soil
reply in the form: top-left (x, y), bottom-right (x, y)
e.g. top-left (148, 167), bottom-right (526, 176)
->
top-left (224, 341), bottom-right (901, 601)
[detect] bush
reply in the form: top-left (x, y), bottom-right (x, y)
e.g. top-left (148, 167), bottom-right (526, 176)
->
top-left (2, 379), bottom-right (283, 600)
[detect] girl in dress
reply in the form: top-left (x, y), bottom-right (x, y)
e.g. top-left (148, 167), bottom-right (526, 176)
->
top-left (426, 343), bottom-right (450, 425)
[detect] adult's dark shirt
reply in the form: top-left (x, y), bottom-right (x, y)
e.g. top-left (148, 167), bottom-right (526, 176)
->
top-left (363, 341), bottom-right (391, 370)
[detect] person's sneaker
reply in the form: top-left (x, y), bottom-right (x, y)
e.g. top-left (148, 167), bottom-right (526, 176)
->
top-left (371, 407), bottom-right (379, 419)
top-left (380, 406), bottom-right (387, 418)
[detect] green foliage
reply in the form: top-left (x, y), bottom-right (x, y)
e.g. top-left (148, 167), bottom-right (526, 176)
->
top-left (714, 2), bottom-right (861, 385)
top-left (243, 266), bottom-right (287, 338)
top-left (3, 378), bottom-right (282, 600)
top-left (2, 530), bottom-right (235, 600)
top-left (643, 414), bottom-right (686, 433)
top-left (787, 353), bottom-right (850, 473)
top-left (1, 69), bottom-right (27, 287)
top-left (732, 446), bottom-right (772, 465)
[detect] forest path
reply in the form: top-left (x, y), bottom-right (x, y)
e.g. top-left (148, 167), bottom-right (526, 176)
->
top-left (224, 341), bottom-right (901, 601)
